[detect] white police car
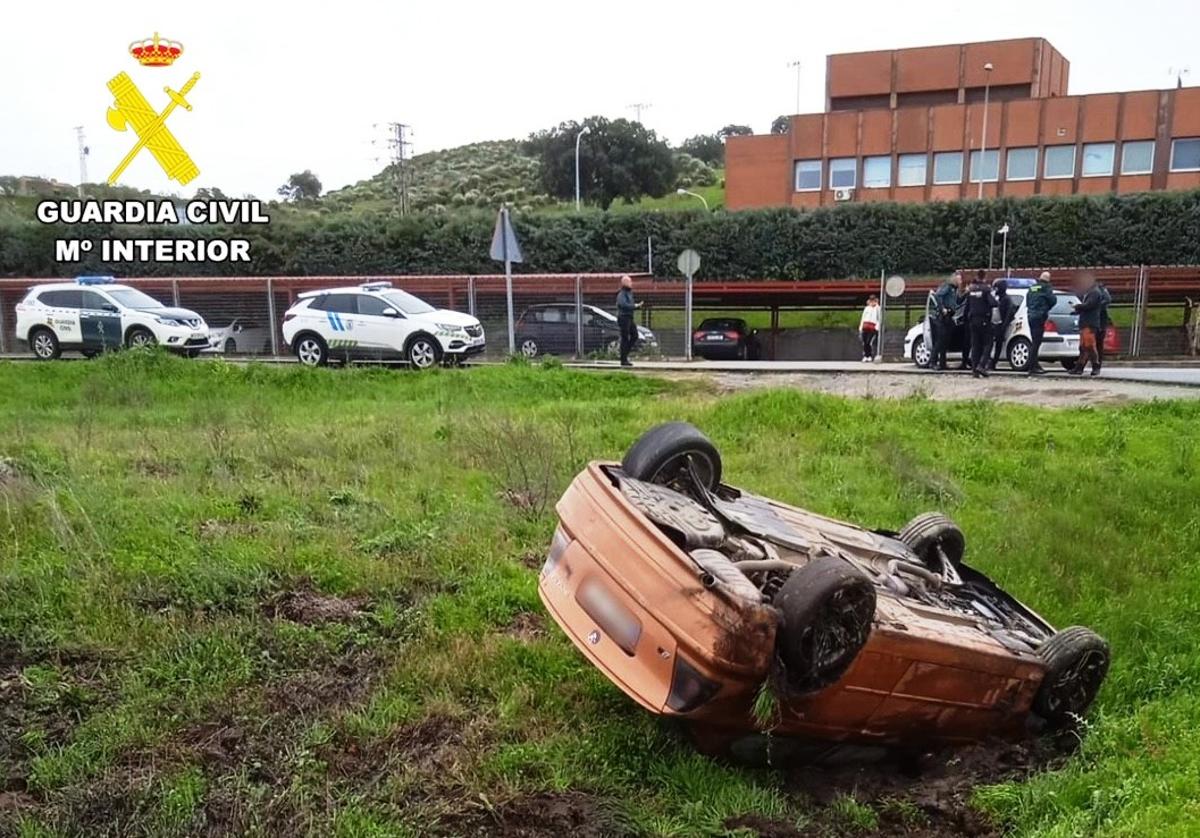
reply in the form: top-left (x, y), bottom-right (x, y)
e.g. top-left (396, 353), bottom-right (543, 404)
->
top-left (281, 281), bottom-right (485, 368)
top-left (14, 277), bottom-right (211, 360)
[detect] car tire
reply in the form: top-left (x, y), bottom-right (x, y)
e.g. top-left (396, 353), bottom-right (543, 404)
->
top-left (126, 327), bottom-right (156, 349)
top-left (622, 421), bottom-right (722, 492)
top-left (30, 327), bottom-right (60, 360)
top-left (405, 334), bottom-right (442, 370)
top-left (294, 333), bottom-right (328, 367)
top-left (897, 512), bottom-right (966, 570)
top-left (773, 556), bottom-right (876, 694)
top-left (519, 336), bottom-right (539, 358)
top-left (224, 338), bottom-right (237, 354)
top-left (81, 349), bottom-right (98, 359)
top-left (1060, 359), bottom-right (1076, 371)
top-left (912, 335), bottom-right (930, 368)
top-left (1007, 336), bottom-right (1033, 372)
top-left (1033, 626), bottom-right (1110, 725)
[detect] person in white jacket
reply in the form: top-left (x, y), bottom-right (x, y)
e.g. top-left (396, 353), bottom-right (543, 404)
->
top-left (859, 295), bottom-right (881, 361)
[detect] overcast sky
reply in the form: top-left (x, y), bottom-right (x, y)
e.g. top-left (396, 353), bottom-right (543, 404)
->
top-left (2, 0), bottom-right (1196, 199)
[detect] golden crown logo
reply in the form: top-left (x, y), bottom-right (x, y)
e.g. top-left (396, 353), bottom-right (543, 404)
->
top-left (128, 32), bottom-right (183, 67)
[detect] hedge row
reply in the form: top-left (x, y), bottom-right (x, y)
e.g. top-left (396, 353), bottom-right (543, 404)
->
top-left (3, 189), bottom-right (1198, 279)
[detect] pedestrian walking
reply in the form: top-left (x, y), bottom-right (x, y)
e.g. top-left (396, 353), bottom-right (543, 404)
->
top-left (859, 295), bottom-right (880, 362)
top-left (931, 272), bottom-right (961, 370)
top-left (1025, 271), bottom-right (1056, 376)
top-left (956, 277), bottom-right (971, 369)
top-left (1094, 280), bottom-right (1112, 373)
top-left (988, 278), bottom-right (1016, 370)
top-left (1069, 274), bottom-right (1103, 376)
top-left (615, 275), bottom-right (641, 367)
top-left (964, 270), bottom-right (998, 378)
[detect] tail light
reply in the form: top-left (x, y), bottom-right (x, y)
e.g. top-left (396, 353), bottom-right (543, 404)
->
top-left (666, 656), bottom-right (721, 713)
top-left (283, 312), bottom-right (297, 322)
top-left (542, 526), bottom-right (570, 577)
top-left (724, 331), bottom-right (739, 340)
top-left (1043, 319), bottom-right (1058, 333)
top-left (692, 330), bottom-right (704, 341)
top-left (575, 576), bottom-right (642, 656)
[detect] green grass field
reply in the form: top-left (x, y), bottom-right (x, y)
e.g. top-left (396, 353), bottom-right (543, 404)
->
top-left (2, 355), bottom-right (1199, 836)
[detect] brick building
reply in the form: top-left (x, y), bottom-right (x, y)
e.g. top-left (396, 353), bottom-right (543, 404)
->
top-left (725, 37), bottom-right (1200, 210)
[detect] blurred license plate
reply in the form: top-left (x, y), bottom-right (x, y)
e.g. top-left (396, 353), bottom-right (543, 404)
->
top-left (705, 335), bottom-right (724, 341)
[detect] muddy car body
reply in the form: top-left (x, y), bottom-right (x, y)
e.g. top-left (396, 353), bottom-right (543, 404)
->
top-left (538, 423), bottom-right (1109, 761)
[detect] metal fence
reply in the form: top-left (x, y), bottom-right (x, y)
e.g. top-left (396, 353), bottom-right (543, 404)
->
top-left (0, 267), bottom-right (1197, 361)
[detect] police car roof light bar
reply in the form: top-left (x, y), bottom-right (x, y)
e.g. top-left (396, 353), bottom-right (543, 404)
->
top-left (76, 275), bottom-right (115, 285)
top-left (359, 281), bottom-right (393, 291)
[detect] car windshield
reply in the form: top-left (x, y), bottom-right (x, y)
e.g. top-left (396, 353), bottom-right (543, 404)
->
top-left (699, 319), bottom-right (744, 330)
top-left (382, 290), bottom-right (435, 315)
top-left (588, 307), bottom-right (617, 323)
top-left (106, 288), bottom-right (165, 309)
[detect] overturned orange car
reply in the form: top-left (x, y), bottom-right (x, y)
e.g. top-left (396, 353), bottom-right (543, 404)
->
top-left (538, 422), bottom-right (1109, 763)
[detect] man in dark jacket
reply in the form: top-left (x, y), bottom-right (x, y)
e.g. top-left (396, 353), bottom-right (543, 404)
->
top-left (615, 275), bottom-right (640, 367)
top-left (930, 272), bottom-right (961, 370)
top-left (1093, 281), bottom-right (1112, 373)
top-left (988, 278), bottom-right (1016, 370)
top-left (1025, 271), bottom-right (1056, 375)
top-left (1070, 274), bottom-right (1103, 375)
top-left (964, 270), bottom-right (998, 378)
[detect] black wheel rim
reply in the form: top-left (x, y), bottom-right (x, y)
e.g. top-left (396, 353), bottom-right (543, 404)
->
top-left (1045, 649), bottom-right (1108, 717)
top-left (791, 585), bottom-right (873, 689)
top-left (649, 450), bottom-right (715, 492)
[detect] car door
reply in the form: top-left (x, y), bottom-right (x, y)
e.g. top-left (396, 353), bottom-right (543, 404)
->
top-left (542, 305), bottom-right (573, 354)
top-left (38, 289), bottom-right (83, 346)
top-left (353, 294), bottom-right (403, 357)
top-left (316, 293), bottom-right (361, 355)
top-left (79, 290), bottom-right (123, 351)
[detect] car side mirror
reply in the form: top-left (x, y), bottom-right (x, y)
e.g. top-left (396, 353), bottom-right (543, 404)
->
top-left (382, 308), bottom-right (400, 318)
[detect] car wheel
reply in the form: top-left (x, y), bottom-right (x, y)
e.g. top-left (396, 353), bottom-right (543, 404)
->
top-left (896, 512), bottom-right (965, 570)
top-left (607, 338), bottom-right (620, 355)
top-left (773, 556), bottom-right (876, 694)
top-left (30, 328), bottom-right (60, 360)
top-left (622, 422), bottom-right (722, 492)
top-left (126, 327), bottom-right (156, 349)
top-left (519, 337), bottom-right (539, 358)
top-left (1060, 359), bottom-right (1076, 371)
top-left (912, 336), bottom-right (930, 368)
top-left (1007, 336), bottom-right (1033, 372)
top-left (81, 349), bottom-right (98, 359)
top-left (294, 334), bottom-right (328, 367)
top-left (224, 338), bottom-right (237, 354)
top-left (406, 334), bottom-right (441, 370)
top-left (1033, 626), bottom-right (1110, 725)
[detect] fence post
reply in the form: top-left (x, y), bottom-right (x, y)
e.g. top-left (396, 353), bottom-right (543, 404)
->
top-left (467, 276), bottom-right (476, 317)
top-left (266, 277), bottom-right (279, 357)
top-left (575, 275), bottom-right (583, 358)
top-left (172, 279), bottom-right (180, 307)
top-left (0, 291), bottom-right (7, 353)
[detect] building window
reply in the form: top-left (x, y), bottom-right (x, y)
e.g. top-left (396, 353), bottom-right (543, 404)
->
top-left (897, 153), bottom-right (927, 186)
top-left (863, 156), bottom-right (891, 188)
top-left (969, 149), bottom-right (999, 183)
top-left (1006, 147), bottom-right (1038, 181)
top-left (794, 159), bottom-right (821, 191)
top-left (829, 158), bottom-right (857, 189)
top-left (1120, 141), bottom-right (1154, 175)
top-left (1170, 138), bottom-right (1200, 172)
top-left (1044, 145), bottom-right (1075, 179)
top-left (1081, 143), bottom-right (1115, 177)
top-left (932, 151), bottom-right (963, 184)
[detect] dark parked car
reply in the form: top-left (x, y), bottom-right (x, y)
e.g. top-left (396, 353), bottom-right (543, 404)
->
top-left (692, 318), bottom-right (759, 360)
top-left (516, 304), bottom-right (657, 358)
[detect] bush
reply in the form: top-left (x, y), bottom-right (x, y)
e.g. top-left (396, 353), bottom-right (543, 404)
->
top-left (2, 190), bottom-right (1197, 279)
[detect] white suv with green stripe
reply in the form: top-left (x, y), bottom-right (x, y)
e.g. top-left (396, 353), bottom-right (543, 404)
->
top-left (280, 282), bottom-right (485, 368)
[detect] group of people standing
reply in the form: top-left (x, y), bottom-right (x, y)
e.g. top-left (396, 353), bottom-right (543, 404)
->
top-left (928, 269), bottom-right (1111, 377)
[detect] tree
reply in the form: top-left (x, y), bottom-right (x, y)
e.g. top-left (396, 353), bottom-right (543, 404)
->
top-left (194, 186), bottom-right (228, 201)
top-left (678, 134), bottom-right (724, 167)
top-left (771, 115), bottom-right (790, 135)
top-left (277, 170), bottom-right (322, 201)
top-left (718, 124), bottom-right (753, 139)
top-left (525, 117), bottom-right (676, 209)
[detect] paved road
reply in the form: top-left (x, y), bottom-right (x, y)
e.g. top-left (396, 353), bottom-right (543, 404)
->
top-left (565, 360), bottom-right (1200, 388)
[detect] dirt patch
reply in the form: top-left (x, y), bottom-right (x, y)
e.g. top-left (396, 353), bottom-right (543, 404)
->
top-left (322, 713), bottom-right (467, 784)
top-left (504, 612), bottom-right (546, 642)
top-left (659, 369), bottom-right (1200, 408)
top-left (262, 584), bottom-right (370, 625)
top-left (440, 791), bottom-right (631, 838)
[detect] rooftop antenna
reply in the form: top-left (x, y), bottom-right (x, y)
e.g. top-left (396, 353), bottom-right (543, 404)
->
top-left (627, 103), bottom-right (652, 124)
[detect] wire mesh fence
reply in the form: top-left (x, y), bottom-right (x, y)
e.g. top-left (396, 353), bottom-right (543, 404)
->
top-left (0, 268), bottom-right (1197, 361)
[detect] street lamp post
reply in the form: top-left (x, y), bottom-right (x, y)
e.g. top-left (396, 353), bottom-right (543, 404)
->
top-left (676, 188), bottom-right (710, 211)
top-left (978, 62), bottom-right (994, 200)
top-left (998, 223), bottom-right (1010, 274)
top-left (574, 126), bottom-right (592, 211)
top-left (788, 60), bottom-right (802, 113)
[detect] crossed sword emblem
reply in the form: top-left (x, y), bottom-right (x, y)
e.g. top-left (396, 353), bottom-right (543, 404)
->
top-left (105, 71), bottom-right (201, 185)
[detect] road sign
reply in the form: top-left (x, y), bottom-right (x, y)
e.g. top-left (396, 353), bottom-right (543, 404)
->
top-left (885, 275), bottom-right (906, 298)
top-left (677, 248), bottom-right (701, 277)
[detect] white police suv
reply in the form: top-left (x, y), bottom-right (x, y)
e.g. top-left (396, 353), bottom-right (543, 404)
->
top-left (281, 282), bottom-right (485, 368)
top-left (14, 277), bottom-right (211, 360)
